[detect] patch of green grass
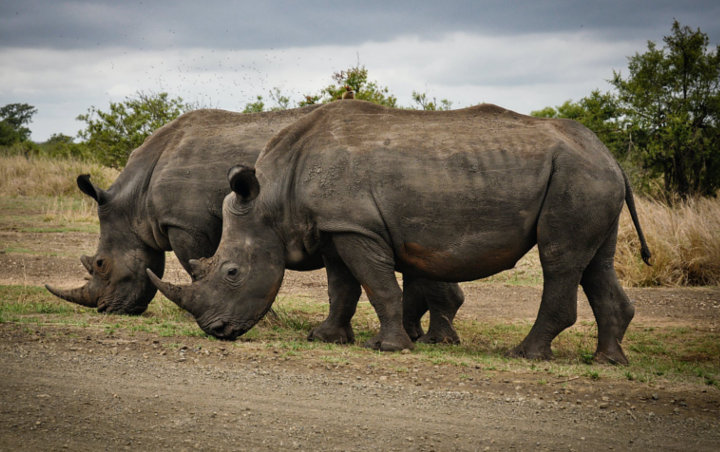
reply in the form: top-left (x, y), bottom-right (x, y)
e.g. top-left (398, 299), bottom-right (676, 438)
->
top-left (2, 282), bottom-right (718, 390)
top-left (0, 285), bottom-right (84, 316)
top-left (321, 355), bottom-right (350, 365)
top-left (2, 247), bottom-right (34, 254)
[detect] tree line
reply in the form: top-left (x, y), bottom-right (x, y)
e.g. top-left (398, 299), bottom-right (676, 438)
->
top-left (2, 20), bottom-right (718, 199)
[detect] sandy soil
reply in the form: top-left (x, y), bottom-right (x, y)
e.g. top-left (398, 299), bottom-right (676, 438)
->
top-left (1, 231), bottom-right (720, 451)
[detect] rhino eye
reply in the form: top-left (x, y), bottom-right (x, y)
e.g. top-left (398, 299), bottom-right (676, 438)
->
top-left (96, 259), bottom-right (104, 268)
top-left (221, 263), bottom-right (245, 284)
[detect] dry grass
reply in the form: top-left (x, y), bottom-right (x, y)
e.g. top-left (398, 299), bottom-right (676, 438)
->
top-left (41, 196), bottom-right (99, 224)
top-left (0, 155), bottom-right (118, 197)
top-left (616, 197), bottom-right (720, 286)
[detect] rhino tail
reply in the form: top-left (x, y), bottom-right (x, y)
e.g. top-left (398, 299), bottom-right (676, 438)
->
top-left (620, 168), bottom-right (652, 266)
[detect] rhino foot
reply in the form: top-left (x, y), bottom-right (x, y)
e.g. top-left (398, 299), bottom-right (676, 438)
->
top-left (403, 321), bottom-right (424, 342)
top-left (417, 328), bottom-right (460, 345)
top-left (508, 343), bottom-right (553, 361)
top-left (594, 340), bottom-right (629, 365)
top-left (307, 322), bottom-right (355, 344)
top-left (364, 331), bottom-right (415, 352)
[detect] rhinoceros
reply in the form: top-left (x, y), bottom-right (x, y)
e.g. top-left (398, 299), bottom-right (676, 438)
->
top-left (46, 106), bottom-right (463, 343)
top-left (148, 100), bottom-right (651, 363)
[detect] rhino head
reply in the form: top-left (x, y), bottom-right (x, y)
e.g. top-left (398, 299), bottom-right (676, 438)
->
top-left (147, 165), bottom-right (285, 339)
top-left (45, 175), bottom-right (165, 315)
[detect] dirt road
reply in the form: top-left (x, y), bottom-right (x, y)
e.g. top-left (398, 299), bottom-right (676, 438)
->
top-left (1, 231), bottom-right (720, 450)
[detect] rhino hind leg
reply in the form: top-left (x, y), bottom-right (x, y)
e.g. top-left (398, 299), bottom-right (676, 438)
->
top-left (404, 279), bottom-right (463, 345)
top-left (308, 246), bottom-right (360, 344)
top-left (511, 161), bottom-right (624, 361)
top-left (580, 222), bottom-right (633, 365)
top-left (510, 269), bottom-right (582, 360)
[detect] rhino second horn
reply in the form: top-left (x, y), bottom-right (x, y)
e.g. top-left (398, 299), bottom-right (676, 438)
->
top-left (146, 269), bottom-right (190, 311)
top-left (45, 283), bottom-right (97, 308)
top-left (80, 255), bottom-right (94, 274)
top-left (189, 259), bottom-right (200, 277)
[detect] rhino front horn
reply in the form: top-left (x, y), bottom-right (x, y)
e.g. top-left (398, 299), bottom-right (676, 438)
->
top-left (146, 269), bottom-right (192, 312)
top-left (45, 283), bottom-right (97, 308)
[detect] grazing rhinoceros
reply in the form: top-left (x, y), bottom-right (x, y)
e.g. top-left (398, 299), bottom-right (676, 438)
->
top-left (148, 100), bottom-right (651, 363)
top-left (46, 106), bottom-right (463, 344)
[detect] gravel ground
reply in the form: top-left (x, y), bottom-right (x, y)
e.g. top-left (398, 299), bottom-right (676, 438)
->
top-left (1, 231), bottom-right (719, 450)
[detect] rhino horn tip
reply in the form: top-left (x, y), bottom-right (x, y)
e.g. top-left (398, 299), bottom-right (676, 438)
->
top-left (146, 269), bottom-right (187, 308)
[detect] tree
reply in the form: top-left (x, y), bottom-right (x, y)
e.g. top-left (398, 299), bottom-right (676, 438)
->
top-left (247, 65), bottom-right (399, 111)
top-left (242, 95), bottom-right (265, 113)
top-left (411, 91), bottom-right (453, 111)
top-left (0, 103), bottom-right (37, 145)
top-left (611, 20), bottom-right (720, 198)
top-left (77, 92), bottom-right (194, 167)
top-left (242, 88), bottom-right (292, 113)
top-left (531, 90), bottom-right (630, 160)
top-left (268, 88), bottom-right (291, 111)
top-left (39, 133), bottom-right (91, 160)
top-left (304, 64), bottom-right (398, 107)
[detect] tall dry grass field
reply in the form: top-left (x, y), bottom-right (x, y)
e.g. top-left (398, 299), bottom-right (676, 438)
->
top-left (0, 155), bottom-right (118, 198)
top-left (616, 197), bottom-right (720, 286)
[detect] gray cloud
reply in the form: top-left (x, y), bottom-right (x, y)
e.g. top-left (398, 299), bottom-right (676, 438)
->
top-left (2, 1), bottom-right (719, 141)
top-left (2, 0), bottom-right (719, 51)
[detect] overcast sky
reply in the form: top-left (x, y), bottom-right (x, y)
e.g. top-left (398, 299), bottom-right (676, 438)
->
top-left (2, 0), bottom-right (719, 141)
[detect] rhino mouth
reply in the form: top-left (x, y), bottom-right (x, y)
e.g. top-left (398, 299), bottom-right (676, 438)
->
top-left (201, 320), bottom-right (254, 340)
top-left (199, 302), bottom-right (276, 340)
top-left (96, 295), bottom-right (148, 315)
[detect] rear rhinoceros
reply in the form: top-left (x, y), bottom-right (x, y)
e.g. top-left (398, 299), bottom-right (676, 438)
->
top-left (149, 100), bottom-right (651, 363)
top-left (46, 106), bottom-right (463, 344)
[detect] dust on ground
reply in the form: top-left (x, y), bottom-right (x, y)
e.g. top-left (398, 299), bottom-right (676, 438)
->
top-left (1, 231), bottom-right (720, 451)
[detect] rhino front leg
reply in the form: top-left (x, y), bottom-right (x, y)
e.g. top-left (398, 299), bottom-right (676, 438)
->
top-left (307, 246), bottom-right (360, 344)
top-left (332, 233), bottom-right (414, 352)
top-left (167, 227), bottom-right (217, 277)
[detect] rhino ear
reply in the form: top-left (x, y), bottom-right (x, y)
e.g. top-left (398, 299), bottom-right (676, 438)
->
top-left (77, 174), bottom-right (108, 205)
top-left (228, 165), bottom-right (260, 203)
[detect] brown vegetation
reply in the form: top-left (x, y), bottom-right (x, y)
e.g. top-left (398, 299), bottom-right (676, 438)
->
top-left (0, 155), bottom-right (118, 197)
top-left (617, 197), bottom-right (720, 286)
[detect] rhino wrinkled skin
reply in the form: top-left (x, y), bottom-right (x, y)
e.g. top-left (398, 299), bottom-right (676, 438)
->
top-left (47, 106), bottom-right (464, 344)
top-left (150, 100), bottom-right (651, 363)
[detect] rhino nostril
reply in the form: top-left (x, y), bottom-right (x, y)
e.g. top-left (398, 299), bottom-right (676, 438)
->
top-left (207, 321), bottom-right (228, 337)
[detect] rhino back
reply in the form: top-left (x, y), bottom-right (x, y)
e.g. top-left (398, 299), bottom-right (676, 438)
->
top-left (111, 107), bottom-right (318, 252)
top-left (258, 101), bottom-right (623, 280)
